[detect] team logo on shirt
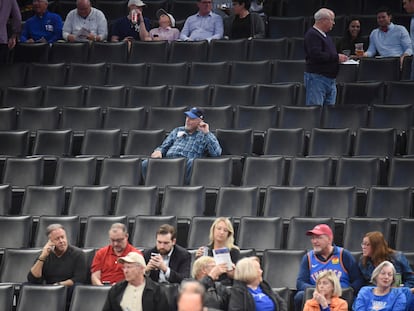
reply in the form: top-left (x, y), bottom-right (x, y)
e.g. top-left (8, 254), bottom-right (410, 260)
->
top-left (331, 256), bottom-right (339, 264)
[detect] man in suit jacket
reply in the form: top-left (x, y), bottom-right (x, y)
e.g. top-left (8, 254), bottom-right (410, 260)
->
top-left (144, 224), bottom-right (191, 284)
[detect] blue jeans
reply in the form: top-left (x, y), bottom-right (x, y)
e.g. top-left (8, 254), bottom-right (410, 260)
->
top-left (304, 72), bottom-right (337, 106)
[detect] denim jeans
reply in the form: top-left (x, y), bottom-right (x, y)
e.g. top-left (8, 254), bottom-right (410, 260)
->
top-left (304, 72), bottom-right (337, 106)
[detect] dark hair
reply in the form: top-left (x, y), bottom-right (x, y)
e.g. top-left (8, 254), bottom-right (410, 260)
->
top-left (233, 0), bottom-right (251, 10)
top-left (156, 224), bottom-right (176, 240)
top-left (376, 6), bottom-right (392, 16)
top-left (343, 17), bottom-right (362, 39)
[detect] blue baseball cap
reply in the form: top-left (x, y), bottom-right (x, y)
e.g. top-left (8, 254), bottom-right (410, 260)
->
top-left (184, 107), bottom-right (204, 120)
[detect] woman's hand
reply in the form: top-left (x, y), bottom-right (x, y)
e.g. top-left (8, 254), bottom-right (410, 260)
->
top-left (313, 291), bottom-right (329, 309)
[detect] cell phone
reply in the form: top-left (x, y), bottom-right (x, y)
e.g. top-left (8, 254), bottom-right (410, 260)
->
top-left (153, 34), bottom-right (159, 38)
top-left (151, 252), bottom-right (158, 257)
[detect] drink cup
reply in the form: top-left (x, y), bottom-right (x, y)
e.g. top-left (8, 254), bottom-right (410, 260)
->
top-left (355, 43), bottom-right (364, 57)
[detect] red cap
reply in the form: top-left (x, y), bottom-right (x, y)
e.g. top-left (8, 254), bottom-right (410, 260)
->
top-left (306, 224), bottom-right (333, 239)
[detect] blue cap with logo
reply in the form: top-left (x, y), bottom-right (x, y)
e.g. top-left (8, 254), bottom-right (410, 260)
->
top-left (184, 107), bottom-right (204, 120)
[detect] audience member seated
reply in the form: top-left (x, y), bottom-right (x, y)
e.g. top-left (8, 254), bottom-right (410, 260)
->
top-left (295, 224), bottom-right (364, 311)
top-left (359, 231), bottom-right (414, 292)
top-left (20, 0), bottom-right (62, 43)
top-left (62, 0), bottom-right (107, 42)
top-left (195, 217), bottom-right (240, 286)
top-left (353, 261), bottom-right (407, 311)
top-left (141, 107), bottom-right (222, 184)
top-left (336, 17), bottom-right (369, 56)
top-left (143, 224), bottom-right (191, 284)
top-left (91, 223), bottom-right (143, 286)
top-left (111, 0), bottom-right (151, 42)
top-left (0, 0), bottom-right (20, 63)
top-left (223, 0), bottom-right (265, 39)
top-left (179, 0), bottom-right (223, 41)
top-left (145, 9), bottom-right (179, 42)
top-left (192, 256), bottom-right (230, 310)
top-left (228, 256), bottom-right (288, 311)
top-left (178, 280), bottom-right (222, 311)
top-left (303, 270), bottom-right (348, 311)
top-left (103, 252), bottom-right (169, 311)
top-left (363, 7), bottom-right (412, 67)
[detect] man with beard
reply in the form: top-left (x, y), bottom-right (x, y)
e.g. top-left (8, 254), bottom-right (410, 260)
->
top-left (91, 223), bottom-right (142, 285)
top-left (294, 224), bottom-right (363, 311)
top-left (143, 224), bottom-right (191, 284)
top-left (28, 223), bottom-right (86, 286)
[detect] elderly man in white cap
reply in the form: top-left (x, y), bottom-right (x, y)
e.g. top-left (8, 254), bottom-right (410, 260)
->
top-left (62, 0), bottom-right (107, 42)
top-left (103, 252), bottom-right (169, 311)
top-left (144, 9), bottom-right (179, 42)
top-left (111, 0), bottom-right (151, 42)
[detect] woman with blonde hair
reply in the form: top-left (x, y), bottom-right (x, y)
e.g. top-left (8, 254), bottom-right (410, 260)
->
top-left (195, 217), bottom-right (240, 285)
top-left (228, 256), bottom-right (287, 311)
top-left (303, 271), bottom-right (348, 311)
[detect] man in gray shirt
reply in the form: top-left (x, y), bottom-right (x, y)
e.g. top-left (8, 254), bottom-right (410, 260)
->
top-left (0, 0), bottom-right (21, 63)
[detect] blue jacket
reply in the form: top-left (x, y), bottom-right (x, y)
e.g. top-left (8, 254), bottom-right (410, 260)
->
top-left (353, 286), bottom-right (406, 311)
top-left (20, 10), bottom-right (62, 43)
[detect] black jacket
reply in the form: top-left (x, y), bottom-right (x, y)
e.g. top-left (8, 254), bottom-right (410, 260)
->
top-left (143, 245), bottom-right (191, 284)
top-left (200, 275), bottom-right (230, 310)
top-left (228, 280), bottom-right (288, 311)
top-left (102, 277), bottom-right (169, 311)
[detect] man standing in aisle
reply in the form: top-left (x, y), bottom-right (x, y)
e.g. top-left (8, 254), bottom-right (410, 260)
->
top-left (403, 0), bottom-right (414, 80)
top-left (0, 0), bottom-right (21, 63)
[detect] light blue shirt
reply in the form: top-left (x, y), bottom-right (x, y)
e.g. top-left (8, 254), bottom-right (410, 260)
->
top-left (410, 17), bottom-right (414, 80)
top-left (179, 11), bottom-right (223, 41)
top-left (365, 22), bottom-right (412, 57)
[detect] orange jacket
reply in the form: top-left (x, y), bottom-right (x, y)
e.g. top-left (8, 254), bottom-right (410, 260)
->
top-left (303, 296), bottom-right (348, 311)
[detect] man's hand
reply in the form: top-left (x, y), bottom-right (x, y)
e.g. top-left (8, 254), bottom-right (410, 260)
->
top-left (147, 254), bottom-right (167, 272)
top-left (198, 121), bottom-right (209, 134)
top-left (208, 263), bottom-right (227, 280)
top-left (67, 34), bottom-right (76, 42)
top-left (8, 37), bottom-right (16, 49)
top-left (40, 240), bottom-right (55, 259)
top-left (338, 53), bottom-right (348, 63)
top-left (151, 150), bottom-right (162, 158)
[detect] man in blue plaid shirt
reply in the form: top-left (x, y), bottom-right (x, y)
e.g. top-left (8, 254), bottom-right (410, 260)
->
top-left (142, 107), bottom-right (222, 183)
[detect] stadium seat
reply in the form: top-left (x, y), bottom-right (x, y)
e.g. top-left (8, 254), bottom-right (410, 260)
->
top-left (353, 128), bottom-right (396, 157)
top-left (308, 128), bottom-right (351, 157)
top-left (53, 157), bottom-right (97, 187)
top-left (66, 63), bottom-right (107, 86)
top-left (60, 107), bottom-right (102, 132)
top-left (0, 248), bottom-right (41, 283)
top-left (208, 39), bottom-right (248, 62)
top-left (16, 284), bottom-right (66, 311)
top-left (123, 129), bottom-right (165, 157)
top-left (17, 107), bottom-right (60, 133)
top-left (67, 186), bottom-right (112, 217)
top-left (2, 157), bottom-right (44, 188)
top-left (262, 186), bottom-right (308, 219)
top-left (336, 157), bottom-right (381, 188)
top-left (215, 186), bottom-right (260, 218)
top-left (83, 215), bottom-right (128, 248)
top-left (0, 130), bottom-right (30, 156)
top-left (20, 185), bottom-right (65, 217)
top-left (0, 107), bottom-right (17, 131)
top-left (69, 285), bottom-right (111, 311)
top-left (106, 63), bottom-right (147, 86)
top-left (88, 41), bottom-right (128, 63)
top-left (263, 128), bottom-right (305, 157)
top-left (99, 157), bottom-right (141, 187)
top-left (241, 156), bottom-right (285, 187)
top-left (169, 41), bottom-right (208, 63)
top-left (161, 185), bottom-right (206, 219)
top-left (43, 85), bottom-right (85, 108)
top-left (189, 158), bottom-right (233, 188)
top-left (113, 186), bottom-right (158, 217)
top-left (395, 218), bottom-right (414, 252)
top-left (310, 186), bottom-right (357, 218)
top-left (131, 215), bottom-right (177, 249)
top-left (169, 85), bottom-right (210, 107)
top-left (366, 186), bottom-right (412, 218)
top-left (84, 85), bottom-right (127, 109)
top-left (288, 157), bottom-right (333, 187)
top-left (33, 215), bottom-right (80, 247)
top-left (32, 129), bottom-right (73, 157)
top-left (188, 62), bottom-right (230, 85)
top-left (80, 129), bottom-right (122, 157)
top-left (388, 157), bottom-right (414, 187)
top-left (279, 106), bottom-right (321, 133)
top-left (129, 41), bottom-right (169, 63)
top-left (49, 42), bottom-right (89, 63)
top-left (144, 158), bottom-right (186, 187)
top-left (146, 107), bottom-right (187, 131)
top-left (147, 62), bottom-right (188, 86)
top-left (3, 86), bottom-right (43, 108)
top-left (103, 107), bottom-right (146, 132)
top-left (229, 60), bottom-right (272, 85)
top-left (25, 63), bottom-right (66, 86)
top-left (210, 84), bottom-right (254, 107)
top-left (0, 215), bottom-right (32, 249)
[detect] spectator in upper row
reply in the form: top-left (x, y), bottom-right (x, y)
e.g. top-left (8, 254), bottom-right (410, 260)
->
top-left (20, 0), bottom-right (62, 43)
top-left (180, 0), bottom-right (224, 41)
top-left (336, 17), bottom-right (369, 56)
top-left (224, 0), bottom-right (265, 39)
top-left (145, 9), bottom-right (180, 42)
top-left (111, 0), bottom-right (151, 42)
top-left (63, 0), bottom-right (107, 42)
top-left (363, 7), bottom-right (412, 67)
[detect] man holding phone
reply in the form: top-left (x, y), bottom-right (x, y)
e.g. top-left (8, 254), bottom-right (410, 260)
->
top-left (142, 107), bottom-right (222, 184)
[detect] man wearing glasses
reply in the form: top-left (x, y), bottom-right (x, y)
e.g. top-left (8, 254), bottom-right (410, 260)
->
top-left (179, 0), bottom-right (223, 41)
top-left (91, 223), bottom-right (142, 285)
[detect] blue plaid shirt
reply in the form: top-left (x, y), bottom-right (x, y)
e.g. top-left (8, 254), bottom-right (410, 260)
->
top-left (156, 127), bottom-right (222, 158)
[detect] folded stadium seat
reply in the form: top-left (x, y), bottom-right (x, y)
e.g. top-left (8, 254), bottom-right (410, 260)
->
top-left (0, 248), bottom-right (41, 284)
top-left (263, 128), bottom-right (305, 157)
top-left (195, 106), bottom-right (233, 131)
top-left (288, 157), bottom-right (333, 187)
top-left (353, 128), bottom-right (396, 158)
top-left (272, 60), bottom-right (306, 83)
top-left (60, 107), bottom-right (103, 133)
top-left (159, 284), bottom-right (179, 311)
top-left (98, 157), bottom-right (141, 188)
top-left (131, 215), bottom-right (177, 249)
top-left (16, 284), bottom-right (67, 311)
top-left (262, 186), bottom-right (308, 220)
top-left (0, 184), bottom-right (11, 215)
top-left (0, 284), bottom-right (14, 311)
top-left (169, 85), bottom-right (211, 107)
top-left (189, 158), bottom-right (233, 189)
top-left (187, 62), bottom-right (230, 86)
top-left (2, 157), bottom-right (44, 188)
top-left (12, 42), bottom-right (49, 63)
top-left (267, 16), bottom-right (306, 39)
top-left (247, 38), bottom-right (289, 61)
top-left (67, 186), bottom-right (112, 218)
top-left (0, 130), bottom-right (29, 157)
top-left (106, 63), bottom-right (148, 86)
top-left (25, 63), bottom-right (67, 87)
top-left (395, 218), bottom-right (414, 252)
top-left (0, 63), bottom-right (27, 87)
top-left (127, 85), bottom-right (169, 108)
top-left (357, 57), bottom-right (401, 82)
top-left (79, 129), bottom-right (122, 157)
top-left (65, 63), bottom-right (107, 86)
top-left (406, 128), bottom-right (414, 156)
top-left (366, 186), bottom-right (412, 219)
top-left (308, 128), bottom-right (352, 157)
top-left (170, 0), bottom-right (198, 21)
top-left (336, 63), bottom-right (358, 83)
top-left (286, 217), bottom-right (335, 250)
top-left (208, 39), bottom-right (248, 62)
top-left (161, 185), bottom-right (206, 219)
top-left (279, 105), bottom-right (321, 133)
top-left (343, 217), bottom-right (391, 251)
top-left (2, 86), bottom-right (43, 108)
top-left (88, 41), bottom-right (128, 64)
top-left (144, 158), bottom-right (186, 187)
top-left (33, 215), bottom-right (80, 247)
top-left (43, 85), bottom-right (85, 108)
top-left (210, 84), bottom-right (254, 107)
top-left (215, 186), bottom-right (260, 220)
top-left (368, 104), bottom-right (413, 135)
top-left (253, 83), bottom-right (298, 107)
top-left (84, 85), bottom-right (127, 109)
top-left (32, 129), bottom-right (73, 157)
top-left (68, 285), bottom-right (111, 311)
top-left (384, 81), bottom-right (414, 106)
top-left (146, 106), bottom-right (187, 132)
top-left (388, 157), bottom-right (414, 187)
top-left (229, 60), bottom-right (272, 85)
top-left (113, 185), bottom-right (159, 217)
top-left (0, 215), bottom-right (32, 250)
top-left (288, 37), bottom-right (305, 60)
top-left (186, 216), bottom-right (217, 249)
top-left (147, 62), bottom-right (189, 86)
top-left (17, 107), bottom-right (60, 134)
top-left (123, 129), bottom-right (165, 157)
top-left (20, 185), bottom-right (65, 217)
top-left (321, 105), bottom-right (368, 134)
top-left (53, 157), bottom-right (97, 187)
top-left (237, 216), bottom-right (283, 253)
top-left (336, 157), bottom-right (381, 189)
top-left (103, 107), bottom-right (147, 133)
top-left (49, 42), bottom-right (89, 64)
top-left (82, 215), bottom-right (128, 248)
top-left (168, 41), bottom-right (208, 63)
top-left (400, 55), bottom-right (413, 80)
top-left (337, 82), bottom-right (385, 106)
top-left (128, 41), bottom-right (169, 63)
top-left (0, 107), bottom-right (17, 131)
top-left (310, 186), bottom-right (358, 218)
top-left (241, 156), bottom-right (286, 188)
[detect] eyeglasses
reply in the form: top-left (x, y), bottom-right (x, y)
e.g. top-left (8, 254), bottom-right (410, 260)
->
top-left (361, 243), bottom-right (371, 247)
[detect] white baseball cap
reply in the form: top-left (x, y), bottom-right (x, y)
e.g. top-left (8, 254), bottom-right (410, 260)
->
top-left (156, 8), bottom-right (176, 27)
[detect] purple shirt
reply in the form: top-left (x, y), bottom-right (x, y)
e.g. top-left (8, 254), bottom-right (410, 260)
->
top-left (0, 0), bottom-right (22, 44)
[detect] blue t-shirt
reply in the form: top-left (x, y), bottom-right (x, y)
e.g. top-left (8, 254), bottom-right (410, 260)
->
top-left (248, 285), bottom-right (275, 311)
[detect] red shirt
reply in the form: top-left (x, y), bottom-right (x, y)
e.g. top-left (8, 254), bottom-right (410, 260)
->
top-left (91, 243), bottom-right (142, 284)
